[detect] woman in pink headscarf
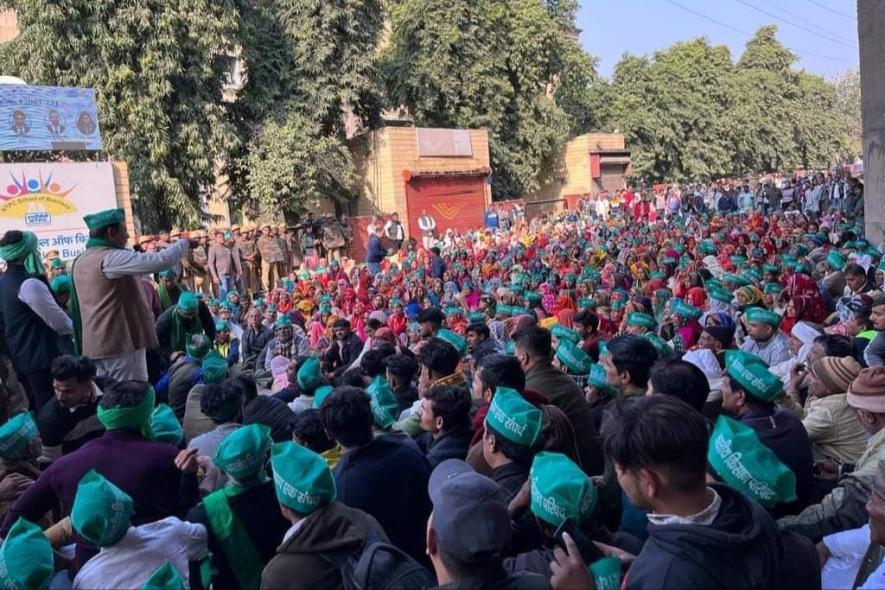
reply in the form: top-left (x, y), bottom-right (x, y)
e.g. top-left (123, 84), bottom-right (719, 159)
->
top-left (785, 270), bottom-right (827, 324)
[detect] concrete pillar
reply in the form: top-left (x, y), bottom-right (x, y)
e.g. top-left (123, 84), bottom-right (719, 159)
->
top-left (859, 0), bottom-right (885, 245)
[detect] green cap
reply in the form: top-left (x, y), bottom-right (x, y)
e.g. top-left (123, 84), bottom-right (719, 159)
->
top-left (708, 415), bottom-right (797, 507)
top-left (150, 405), bottom-right (183, 445)
top-left (50, 274), bottom-right (71, 294)
top-left (141, 561), bottom-right (185, 590)
top-left (214, 320), bottom-right (230, 332)
top-left (271, 442), bottom-right (336, 514)
top-left (826, 250), bottom-right (847, 271)
top-left (0, 518), bottom-right (53, 590)
top-left (530, 451), bottom-right (597, 527)
top-left (437, 328), bottom-right (467, 357)
top-left (275, 315), bottom-right (293, 328)
top-left (186, 334), bottom-right (211, 360)
top-left (556, 339), bottom-right (592, 375)
top-left (551, 324), bottom-right (580, 344)
top-left (626, 312), bottom-right (656, 329)
top-left (83, 208), bottom-right (125, 231)
top-left (485, 387), bottom-right (542, 447)
top-left (296, 357), bottom-right (322, 392)
top-left (0, 412), bottom-right (37, 460)
top-left (468, 312), bottom-right (486, 324)
top-left (644, 333), bottom-right (674, 359)
top-left (672, 299), bottom-right (702, 320)
top-left (708, 286), bottom-right (732, 304)
top-left (158, 269), bottom-right (175, 280)
top-left (744, 307), bottom-right (782, 327)
top-left (214, 423), bottom-right (271, 480)
top-left (367, 376), bottom-right (398, 429)
top-left (71, 470), bottom-right (133, 547)
top-left (201, 352), bottom-right (228, 384)
top-left (444, 306), bottom-right (463, 318)
top-left (762, 263), bottom-right (779, 275)
top-left (577, 297), bottom-right (593, 309)
top-left (177, 292), bottom-right (198, 315)
top-left (742, 268), bottom-right (763, 283)
top-left (763, 282), bottom-right (783, 295)
top-left (312, 385), bottom-right (335, 409)
top-left (525, 291), bottom-right (542, 304)
top-left (725, 350), bottom-right (783, 401)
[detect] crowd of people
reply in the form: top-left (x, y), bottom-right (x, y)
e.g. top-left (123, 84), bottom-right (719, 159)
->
top-left (0, 170), bottom-right (882, 589)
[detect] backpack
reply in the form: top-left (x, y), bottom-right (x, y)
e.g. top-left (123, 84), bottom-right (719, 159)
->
top-left (321, 528), bottom-right (437, 590)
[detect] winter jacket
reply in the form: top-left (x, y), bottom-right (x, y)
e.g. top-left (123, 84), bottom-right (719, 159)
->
top-left (626, 485), bottom-right (782, 590)
top-left (260, 502), bottom-right (387, 590)
top-left (333, 434), bottom-right (432, 564)
top-left (419, 426), bottom-right (472, 468)
top-left (525, 363), bottom-right (604, 475)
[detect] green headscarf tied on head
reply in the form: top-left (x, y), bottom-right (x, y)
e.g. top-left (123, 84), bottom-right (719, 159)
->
top-left (297, 357), bottom-right (323, 393)
top-left (71, 469), bottom-right (134, 548)
top-left (186, 333), bottom-right (211, 361)
top-left (169, 292), bottom-right (202, 354)
top-left (0, 231), bottom-right (44, 276)
top-left (50, 273), bottom-right (71, 295)
top-left (201, 352), bottom-right (228, 384)
top-left (150, 405), bottom-right (183, 445)
top-left (0, 518), bottom-right (54, 590)
top-left (97, 385), bottom-right (156, 439)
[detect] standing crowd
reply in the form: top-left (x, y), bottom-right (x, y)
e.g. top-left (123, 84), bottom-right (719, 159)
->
top-left (0, 170), bottom-right (883, 589)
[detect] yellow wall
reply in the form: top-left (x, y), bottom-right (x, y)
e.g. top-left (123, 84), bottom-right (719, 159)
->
top-left (528, 132), bottom-right (627, 207)
top-left (352, 126), bottom-right (492, 232)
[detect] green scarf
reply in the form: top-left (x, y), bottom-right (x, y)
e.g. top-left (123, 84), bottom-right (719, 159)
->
top-left (170, 310), bottom-right (202, 355)
top-left (96, 386), bottom-right (155, 439)
top-left (203, 484), bottom-right (266, 590)
top-left (0, 231), bottom-right (45, 276)
top-left (69, 238), bottom-right (126, 355)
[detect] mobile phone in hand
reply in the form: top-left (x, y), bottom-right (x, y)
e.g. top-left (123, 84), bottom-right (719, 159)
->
top-left (553, 518), bottom-right (605, 565)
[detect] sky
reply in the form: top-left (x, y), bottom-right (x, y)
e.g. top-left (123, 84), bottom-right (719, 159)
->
top-left (577, 0), bottom-right (859, 81)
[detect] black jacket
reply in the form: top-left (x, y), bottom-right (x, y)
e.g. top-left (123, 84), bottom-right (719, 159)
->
top-left (333, 434), bottom-right (432, 564)
top-left (525, 363), bottom-right (604, 475)
top-left (0, 264), bottom-right (71, 372)
top-left (626, 485), bottom-right (781, 590)
top-left (36, 375), bottom-right (114, 457)
top-left (420, 427), bottom-right (472, 469)
top-left (321, 332), bottom-right (363, 376)
top-left (242, 395), bottom-right (296, 443)
top-left (186, 481), bottom-right (289, 590)
top-left (241, 325), bottom-right (273, 372)
top-left (738, 407), bottom-right (816, 515)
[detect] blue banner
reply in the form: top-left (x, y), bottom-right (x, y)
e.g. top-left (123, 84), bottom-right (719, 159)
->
top-left (0, 85), bottom-right (102, 151)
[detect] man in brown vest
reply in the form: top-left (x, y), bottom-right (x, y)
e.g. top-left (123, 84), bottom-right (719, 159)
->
top-left (71, 208), bottom-right (190, 381)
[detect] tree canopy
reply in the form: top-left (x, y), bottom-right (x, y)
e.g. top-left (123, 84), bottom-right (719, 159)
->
top-left (590, 26), bottom-right (849, 182)
top-left (381, 0), bottom-right (597, 199)
top-left (0, 0), bottom-right (240, 229)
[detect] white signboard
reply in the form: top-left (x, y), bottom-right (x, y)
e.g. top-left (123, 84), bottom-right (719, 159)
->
top-left (0, 162), bottom-right (117, 260)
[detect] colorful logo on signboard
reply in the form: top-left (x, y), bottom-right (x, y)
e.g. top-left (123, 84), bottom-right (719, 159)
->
top-left (0, 172), bottom-right (77, 226)
top-left (433, 202), bottom-right (467, 220)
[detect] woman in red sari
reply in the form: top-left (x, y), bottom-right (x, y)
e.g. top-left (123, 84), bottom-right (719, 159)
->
top-left (785, 270), bottom-right (827, 324)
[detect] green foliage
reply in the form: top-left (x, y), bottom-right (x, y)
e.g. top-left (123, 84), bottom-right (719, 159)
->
top-left (832, 69), bottom-right (862, 157)
top-left (381, 0), bottom-right (596, 199)
top-left (0, 0), bottom-right (239, 230)
top-left (226, 0), bottom-right (384, 218)
top-left (592, 26), bottom-right (849, 181)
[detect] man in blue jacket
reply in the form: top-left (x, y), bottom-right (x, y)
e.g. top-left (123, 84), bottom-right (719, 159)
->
top-left (365, 224), bottom-right (386, 275)
top-left (319, 385), bottom-right (432, 565)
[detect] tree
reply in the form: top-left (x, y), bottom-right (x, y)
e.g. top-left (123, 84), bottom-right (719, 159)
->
top-left (381, 0), bottom-right (596, 199)
top-left (833, 69), bottom-right (862, 157)
top-left (592, 25), bottom-right (848, 181)
top-left (0, 0), bottom-right (239, 230)
top-left (225, 0), bottom-right (383, 219)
